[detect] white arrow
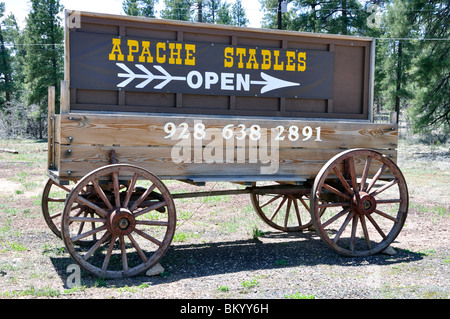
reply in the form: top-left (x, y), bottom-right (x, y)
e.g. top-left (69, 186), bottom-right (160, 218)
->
top-left (117, 63), bottom-right (186, 89)
top-left (251, 72), bottom-right (300, 94)
top-left (116, 64), bottom-right (300, 94)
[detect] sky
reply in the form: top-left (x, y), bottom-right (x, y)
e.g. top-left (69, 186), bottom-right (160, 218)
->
top-left (2, 0), bottom-right (266, 29)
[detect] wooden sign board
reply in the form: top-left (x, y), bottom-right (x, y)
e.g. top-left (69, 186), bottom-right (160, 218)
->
top-left (65, 11), bottom-right (375, 120)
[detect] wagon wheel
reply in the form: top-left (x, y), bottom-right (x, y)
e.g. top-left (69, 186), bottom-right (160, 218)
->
top-left (42, 178), bottom-right (71, 239)
top-left (42, 179), bottom-right (96, 244)
top-left (61, 164), bottom-right (176, 279)
top-left (310, 149), bottom-right (408, 256)
top-left (250, 183), bottom-right (313, 232)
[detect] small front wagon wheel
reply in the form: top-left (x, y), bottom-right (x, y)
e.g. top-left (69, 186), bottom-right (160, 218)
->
top-left (251, 183), bottom-right (313, 232)
top-left (61, 164), bottom-right (176, 279)
top-left (310, 149), bottom-right (408, 257)
top-left (42, 178), bottom-right (71, 239)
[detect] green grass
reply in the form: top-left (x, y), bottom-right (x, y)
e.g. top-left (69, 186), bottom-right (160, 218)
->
top-left (217, 286), bottom-right (229, 292)
top-left (173, 231), bottom-right (201, 242)
top-left (2, 285), bottom-right (62, 298)
top-left (284, 292), bottom-right (315, 299)
top-left (241, 278), bottom-right (259, 289)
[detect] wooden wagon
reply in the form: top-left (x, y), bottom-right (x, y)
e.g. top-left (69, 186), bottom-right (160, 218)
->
top-left (42, 11), bottom-right (408, 279)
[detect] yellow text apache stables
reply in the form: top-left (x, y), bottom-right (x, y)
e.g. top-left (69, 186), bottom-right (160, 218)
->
top-left (108, 38), bottom-right (307, 72)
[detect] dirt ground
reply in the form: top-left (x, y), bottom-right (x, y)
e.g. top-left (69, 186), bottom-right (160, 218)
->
top-left (0, 139), bottom-right (448, 301)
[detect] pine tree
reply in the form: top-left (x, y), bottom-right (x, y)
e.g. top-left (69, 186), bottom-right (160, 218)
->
top-left (0, 2), bottom-right (13, 110)
top-left (23, 0), bottom-right (64, 139)
top-left (0, 2), bottom-right (14, 136)
top-left (231, 0), bottom-right (248, 26)
top-left (407, 0), bottom-right (449, 132)
top-left (203, 0), bottom-right (222, 23)
top-left (123, 0), bottom-right (158, 17)
top-left (217, 2), bottom-right (232, 25)
top-left (161, 0), bottom-right (193, 21)
top-left (123, 0), bottom-right (141, 15)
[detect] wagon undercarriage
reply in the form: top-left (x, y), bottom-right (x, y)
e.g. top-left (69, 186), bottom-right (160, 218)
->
top-left (42, 148), bottom-right (407, 279)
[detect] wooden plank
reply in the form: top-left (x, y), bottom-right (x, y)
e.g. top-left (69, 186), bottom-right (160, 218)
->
top-left (60, 80), bottom-right (70, 114)
top-left (59, 113), bottom-right (398, 151)
top-left (47, 86), bottom-right (55, 169)
top-left (70, 10), bottom-right (373, 43)
top-left (57, 145), bottom-right (396, 180)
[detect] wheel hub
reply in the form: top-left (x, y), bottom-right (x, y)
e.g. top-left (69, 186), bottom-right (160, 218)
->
top-left (108, 208), bottom-right (136, 236)
top-left (352, 192), bottom-right (377, 216)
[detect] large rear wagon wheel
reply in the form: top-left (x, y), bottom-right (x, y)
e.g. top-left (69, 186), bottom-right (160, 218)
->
top-left (310, 149), bottom-right (408, 257)
top-left (61, 164), bottom-right (176, 279)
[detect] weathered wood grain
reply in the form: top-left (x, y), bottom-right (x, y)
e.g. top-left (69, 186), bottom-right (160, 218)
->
top-left (57, 144), bottom-right (396, 181)
top-left (59, 113), bottom-right (397, 150)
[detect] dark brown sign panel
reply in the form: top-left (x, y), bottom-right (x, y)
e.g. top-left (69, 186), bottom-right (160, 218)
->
top-left (70, 32), bottom-right (334, 99)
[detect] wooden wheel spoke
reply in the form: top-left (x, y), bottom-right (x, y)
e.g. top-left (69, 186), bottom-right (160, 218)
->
top-left (68, 207), bottom-right (86, 227)
top-left (359, 215), bottom-right (372, 249)
top-left (127, 233), bottom-right (148, 263)
top-left (332, 167), bottom-right (354, 195)
top-left (134, 228), bottom-right (163, 247)
top-left (75, 195), bottom-right (108, 218)
top-left (123, 173), bottom-right (139, 208)
top-left (298, 197), bottom-right (310, 213)
top-left (269, 196), bottom-right (288, 221)
top-left (333, 211), bottom-right (355, 243)
top-left (370, 179), bottom-right (398, 197)
top-left (322, 208), bottom-right (351, 228)
top-left (292, 198), bottom-right (302, 226)
top-left (318, 202), bottom-right (350, 208)
top-left (69, 216), bottom-right (106, 223)
top-left (83, 231), bottom-right (111, 260)
top-left (366, 164), bottom-right (387, 193)
top-left (350, 214), bottom-right (358, 252)
top-left (71, 224), bottom-right (107, 242)
top-left (366, 214), bottom-right (387, 239)
top-left (259, 194), bottom-right (283, 208)
top-left (376, 199), bottom-right (402, 204)
top-left (70, 204), bottom-right (81, 211)
top-left (347, 157), bottom-right (359, 193)
top-left (102, 235), bottom-right (117, 271)
top-left (92, 180), bottom-right (113, 211)
top-left (284, 198), bottom-right (292, 228)
top-left (323, 183), bottom-right (351, 200)
top-left (134, 200), bottom-right (167, 218)
top-left (50, 212), bottom-right (62, 220)
top-left (119, 235), bottom-right (128, 272)
top-left (135, 220), bottom-right (169, 226)
top-left (374, 209), bottom-right (398, 223)
top-left (130, 184), bottom-right (157, 211)
top-left (75, 211), bottom-right (88, 236)
top-left (360, 156), bottom-right (372, 191)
